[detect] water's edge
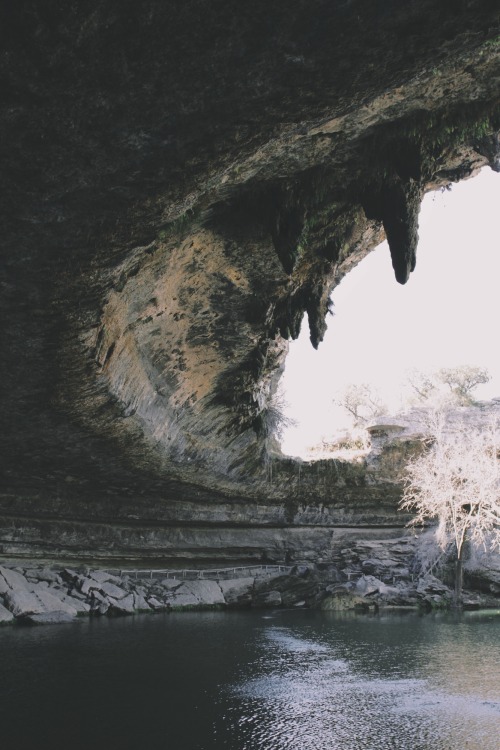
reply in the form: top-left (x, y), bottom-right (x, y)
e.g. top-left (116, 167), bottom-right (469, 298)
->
top-left (1, 559), bottom-right (498, 627)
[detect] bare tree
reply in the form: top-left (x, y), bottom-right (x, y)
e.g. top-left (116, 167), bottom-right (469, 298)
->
top-left (405, 365), bottom-right (490, 408)
top-left (335, 383), bottom-right (387, 426)
top-left (437, 365), bottom-right (490, 405)
top-left (406, 368), bottom-right (438, 404)
top-left (400, 412), bottom-right (500, 605)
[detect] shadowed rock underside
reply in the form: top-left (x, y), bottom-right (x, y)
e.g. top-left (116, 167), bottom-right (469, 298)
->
top-left (1, 1), bottom-right (499, 561)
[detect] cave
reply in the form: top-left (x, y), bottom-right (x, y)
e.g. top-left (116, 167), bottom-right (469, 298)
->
top-left (1, 0), bottom-right (500, 565)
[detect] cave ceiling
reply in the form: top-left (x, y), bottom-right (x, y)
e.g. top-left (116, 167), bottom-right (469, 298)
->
top-left (1, 0), bottom-right (500, 516)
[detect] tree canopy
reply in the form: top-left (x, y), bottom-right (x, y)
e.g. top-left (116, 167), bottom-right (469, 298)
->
top-left (405, 365), bottom-right (490, 407)
top-left (400, 411), bottom-right (500, 603)
top-left (437, 365), bottom-right (490, 405)
top-left (335, 383), bottom-right (387, 425)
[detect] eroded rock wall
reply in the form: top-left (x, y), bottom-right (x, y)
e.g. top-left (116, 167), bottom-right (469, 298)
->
top-left (1, 1), bottom-right (499, 559)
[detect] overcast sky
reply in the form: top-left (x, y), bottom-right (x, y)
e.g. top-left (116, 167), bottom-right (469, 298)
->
top-left (281, 167), bottom-right (500, 456)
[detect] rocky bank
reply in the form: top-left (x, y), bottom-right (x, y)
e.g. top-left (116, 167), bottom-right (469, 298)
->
top-left (1, 540), bottom-right (498, 626)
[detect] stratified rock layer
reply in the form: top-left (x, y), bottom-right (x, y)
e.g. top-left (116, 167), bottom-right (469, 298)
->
top-left (1, 2), bottom-right (500, 561)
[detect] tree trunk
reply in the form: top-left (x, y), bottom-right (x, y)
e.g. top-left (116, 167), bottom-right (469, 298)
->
top-left (454, 553), bottom-right (464, 608)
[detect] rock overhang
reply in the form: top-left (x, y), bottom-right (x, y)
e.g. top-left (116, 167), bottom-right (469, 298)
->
top-left (1, 1), bottom-right (500, 558)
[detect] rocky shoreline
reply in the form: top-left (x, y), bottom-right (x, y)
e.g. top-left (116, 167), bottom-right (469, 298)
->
top-left (1, 555), bottom-right (499, 626)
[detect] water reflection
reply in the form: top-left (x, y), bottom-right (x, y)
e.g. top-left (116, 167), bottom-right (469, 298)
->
top-left (0, 609), bottom-right (498, 749)
top-left (222, 611), bottom-right (500, 750)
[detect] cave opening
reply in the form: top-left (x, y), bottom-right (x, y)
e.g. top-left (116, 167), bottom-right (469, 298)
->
top-left (280, 167), bottom-right (500, 459)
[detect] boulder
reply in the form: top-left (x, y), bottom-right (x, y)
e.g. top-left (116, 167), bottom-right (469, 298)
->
top-left (108, 594), bottom-right (135, 615)
top-left (460, 590), bottom-right (500, 609)
top-left (277, 576), bottom-right (322, 607)
top-left (252, 590), bottom-right (282, 608)
top-left (24, 568), bottom-right (62, 584)
top-left (31, 585), bottom-right (79, 616)
top-left (252, 573), bottom-right (310, 608)
top-left (66, 587), bottom-right (88, 601)
top-left (464, 559), bottom-right (500, 597)
top-left (56, 591), bottom-right (91, 614)
top-left (4, 589), bottom-right (46, 617)
top-left (89, 570), bottom-right (122, 585)
top-left (173, 580), bottom-right (225, 606)
top-left (219, 578), bottom-right (254, 607)
top-left (60, 569), bottom-right (80, 584)
top-left (147, 597), bottom-right (166, 610)
top-left (0, 574), bottom-right (9, 596)
top-left (133, 592), bottom-right (151, 611)
top-left (375, 581), bottom-right (402, 599)
top-left (159, 578), bottom-right (182, 590)
top-left (355, 575), bottom-right (384, 597)
top-left (168, 590), bottom-right (200, 608)
top-left (0, 601), bottom-right (15, 624)
top-left (99, 581), bottom-right (129, 600)
top-left (416, 575), bottom-right (452, 595)
top-left (4, 583), bottom-right (80, 617)
top-left (0, 566), bottom-right (30, 590)
top-left (78, 576), bottom-right (101, 596)
top-left (88, 590), bottom-right (107, 604)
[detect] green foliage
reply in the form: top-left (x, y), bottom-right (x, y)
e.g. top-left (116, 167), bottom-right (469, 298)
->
top-left (482, 34), bottom-right (500, 49)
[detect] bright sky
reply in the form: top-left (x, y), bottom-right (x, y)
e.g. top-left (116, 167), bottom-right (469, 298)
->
top-left (281, 167), bottom-right (500, 457)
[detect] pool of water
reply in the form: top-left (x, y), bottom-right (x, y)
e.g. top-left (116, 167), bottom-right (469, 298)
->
top-left (0, 609), bottom-right (498, 749)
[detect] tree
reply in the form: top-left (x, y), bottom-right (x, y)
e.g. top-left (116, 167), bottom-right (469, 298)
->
top-left (400, 412), bottom-right (500, 605)
top-left (405, 365), bottom-right (490, 408)
top-left (335, 383), bottom-right (387, 426)
top-left (437, 365), bottom-right (490, 405)
top-left (406, 368), bottom-right (438, 404)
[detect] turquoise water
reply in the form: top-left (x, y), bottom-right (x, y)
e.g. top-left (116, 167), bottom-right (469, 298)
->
top-left (0, 609), bottom-right (498, 749)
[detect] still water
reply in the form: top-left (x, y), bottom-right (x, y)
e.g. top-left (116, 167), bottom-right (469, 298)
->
top-left (0, 609), bottom-right (499, 749)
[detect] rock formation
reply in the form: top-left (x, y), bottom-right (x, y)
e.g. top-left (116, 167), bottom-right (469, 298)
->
top-left (1, 555), bottom-right (498, 625)
top-left (1, 1), bottom-right (499, 562)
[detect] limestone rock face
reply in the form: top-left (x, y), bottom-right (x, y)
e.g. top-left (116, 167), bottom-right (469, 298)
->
top-left (1, 2), bottom-right (500, 561)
